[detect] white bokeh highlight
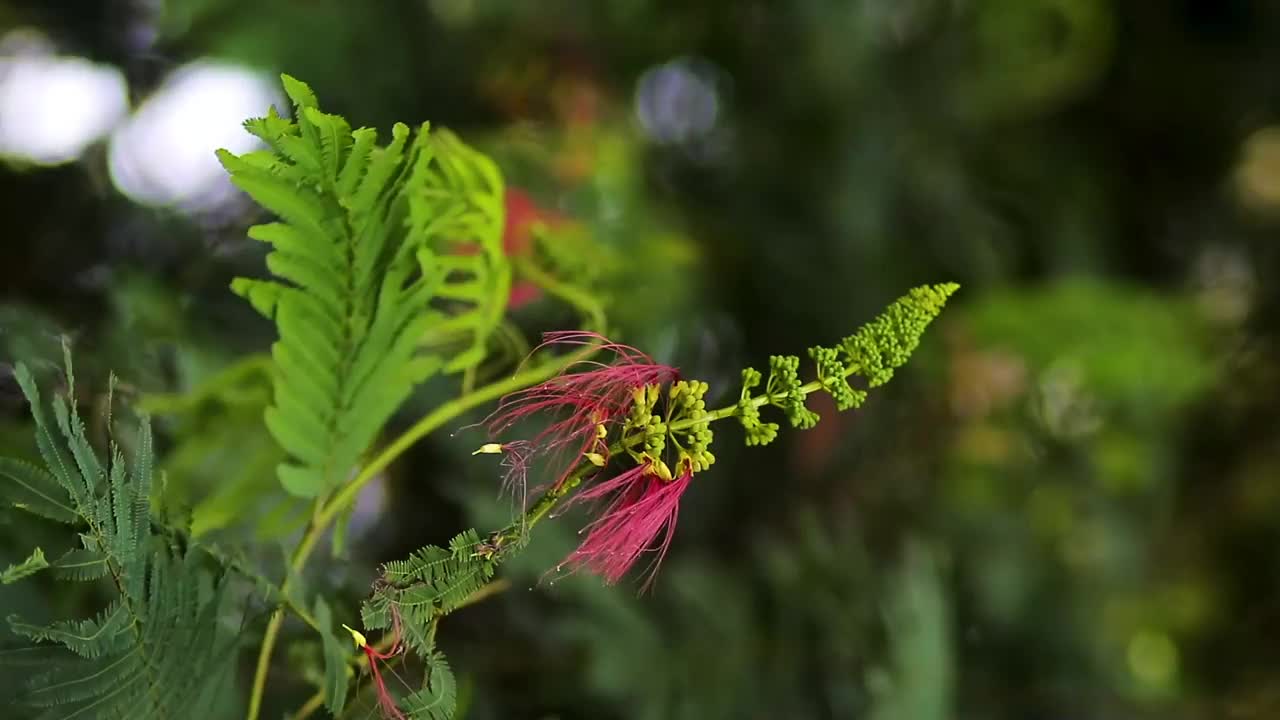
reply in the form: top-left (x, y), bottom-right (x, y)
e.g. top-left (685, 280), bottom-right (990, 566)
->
top-left (108, 60), bottom-right (280, 211)
top-left (0, 30), bottom-right (129, 165)
top-left (634, 58), bottom-right (721, 145)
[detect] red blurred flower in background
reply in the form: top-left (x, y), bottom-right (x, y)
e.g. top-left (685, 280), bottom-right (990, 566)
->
top-left (503, 187), bottom-right (560, 310)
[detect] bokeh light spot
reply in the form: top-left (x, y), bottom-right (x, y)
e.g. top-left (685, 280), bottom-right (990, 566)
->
top-left (634, 57), bottom-right (721, 145)
top-left (108, 60), bottom-right (280, 212)
top-left (0, 29), bottom-right (128, 165)
top-left (1127, 630), bottom-right (1178, 691)
top-left (1235, 126), bottom-right (1280, 212)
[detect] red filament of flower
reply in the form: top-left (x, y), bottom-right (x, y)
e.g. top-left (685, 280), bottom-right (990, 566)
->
top-left (484, 331), bottom-right (678, 491)
top-left (495, 440), bottom-right (533, 511)
top-left (559, 462), bottom-right (692, 589)
top-left (364, 644), bottom-right (406, 720)
top-left (359, 607), bottom-right (407, 720)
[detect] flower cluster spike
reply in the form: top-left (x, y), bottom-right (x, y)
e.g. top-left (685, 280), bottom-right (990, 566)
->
top-left (477, 283), bottom-right (957, 590)
top-left (668, 380), bottom-right (715, 472)
top-left (736, 367), bottom-right (779, 446)
top-left (624, 384), bottom-right (667, 459)
top-left (480, 331), bottom-right (678, 495)
top-left (809, 345), bottom-right (863, 410)
top-left (839, 282), bottom-right (959, 387)
top-left (767, 355), bottom-right (820, 429)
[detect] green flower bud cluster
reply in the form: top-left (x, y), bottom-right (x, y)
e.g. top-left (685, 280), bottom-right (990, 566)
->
top-left (668, 380), bottom-right (715, 472)
top-left (808, 345), bottom-right (864, 410)
top-left (609, 284), bottom-right (957, 480)
top-left (766, 355), bottom-right (820, 430)
top-left (619, 381), bottom-right (715, 478)
top-left (840, 282), bottom-right (959, 388)
top-left (732, 282), bottom-right (959, 443)
top-left (736, 368), bottom-right (780, 446)
top-left (625, 384), bottom-right (667, 459)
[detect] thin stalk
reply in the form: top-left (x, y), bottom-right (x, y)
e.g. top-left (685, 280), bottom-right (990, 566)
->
top-left (512, 256), bottom-right (606, 333)
top-left (247, 260), bottom-right (606, 720)
top-left (247, 351), bottom-right (586, 720)
top-left (494, 365), bottom-right (860, 547)
top-left (136, 353), bottom-right (272, 415)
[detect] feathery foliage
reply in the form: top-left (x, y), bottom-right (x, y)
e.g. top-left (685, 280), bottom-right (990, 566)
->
top-left (401, 652), bottom-right (457, 720)
top-left (0, 354), bottom-right (237, 720)
top-left (1, 547), bottom-right (48, 584)
top-left (218, 74), bottom-right (511, 498)
top-left (362, 529), bottom-right (496, 661)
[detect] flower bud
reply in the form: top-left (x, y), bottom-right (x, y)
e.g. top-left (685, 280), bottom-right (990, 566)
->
top-left (472, 443), bottom-right (504, 455)
top-left (585, 452), bottom-right (606, 467)
top-left (341, 623), bottom-right (368, 649)
top-left (652, 458), bottom-right (673, 482)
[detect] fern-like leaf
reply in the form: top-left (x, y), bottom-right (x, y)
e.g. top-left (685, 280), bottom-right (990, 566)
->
top-left (49, 549), bottom-right (110, 581)
top-left (402, 652), bottom-right (457, 720)
top-left (362, 529), bottom-right (494, 659)
top-left (1, 547), bottom-right (49, 584)
top-left (0, 360), bottom-right (238, 719)
top-left (409, 130), bottom-right (511, 373)
top-left (219, 74), bottom-right (510, 497)
top-left (0, 458), bottom-right (78, 523)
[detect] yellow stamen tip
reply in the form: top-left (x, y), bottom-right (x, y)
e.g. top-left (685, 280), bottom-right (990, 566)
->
top-left (341, 623), bottom-right (368, 649)
top-left (585, 452), bottom-right (606, 467)
top-left (472, 443), bottom-right (504, 455)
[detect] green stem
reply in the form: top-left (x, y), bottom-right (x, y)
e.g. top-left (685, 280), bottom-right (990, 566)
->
top-left (246, 351), bottom-right (587, 720)
top-left (289, 691), bottom-right (325, 720)
top-left (513, 256), bottom-right (607, 333)
top-left (246, 500), bottom-right (321, 720)
top-left (136, 353), bottom-right (272, 415)
top-left (493, 367), bottom-right (858, 547)
top-left (252, 256), bottom-right (607, 720)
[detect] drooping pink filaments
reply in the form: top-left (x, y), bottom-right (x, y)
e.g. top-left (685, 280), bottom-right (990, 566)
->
top-left (483, 331), bottom-right (679, 495)
top-left (356, 605), bottom-right (408, 720)
top-left (558, 462), bottom-right (693, 589)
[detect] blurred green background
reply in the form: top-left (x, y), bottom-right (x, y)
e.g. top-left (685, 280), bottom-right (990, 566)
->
top-left (2, 1), bottom-right (1278, 718)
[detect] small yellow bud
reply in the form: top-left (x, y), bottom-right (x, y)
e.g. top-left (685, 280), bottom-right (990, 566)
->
top-left (341, 623), bottom-right (368, 649)
top-left (652, 458), bottom-right (673, 482)
top-left (596, 423), bottom-right (608, 439)
top-left (585, 452), bottom-right (606, 467)
top-left (472, 443), bottom-right (504, 455)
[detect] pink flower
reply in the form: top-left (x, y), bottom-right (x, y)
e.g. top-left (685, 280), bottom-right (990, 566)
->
top-left (558, 462), bottom-right (692, 589)
top-left (483, 331), bottom-right (679, 494)
top-left (480, 331), bottom-right (695, 587)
